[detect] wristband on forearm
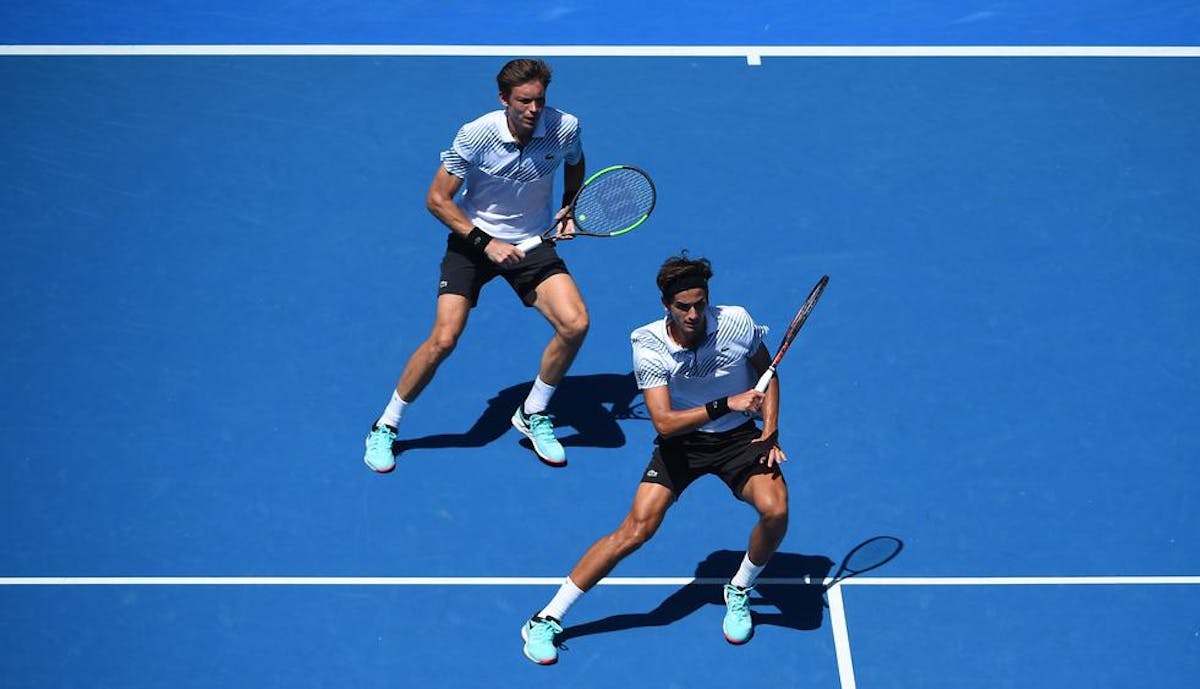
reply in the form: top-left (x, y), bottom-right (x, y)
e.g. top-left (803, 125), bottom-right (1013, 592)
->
top-left (467, 226), bottom-right (493, 254)
top-left (705, 397), bottom-right (730, 420)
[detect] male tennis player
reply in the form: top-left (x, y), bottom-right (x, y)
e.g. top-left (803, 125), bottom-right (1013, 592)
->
top-left (364, 58), bottom-right (588, 472)
top-left (520, 253), bottom-right (789, 664)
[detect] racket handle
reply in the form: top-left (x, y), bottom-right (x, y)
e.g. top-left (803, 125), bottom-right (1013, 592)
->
top-left (515, 236), bottom-right (543, 252)
top-left (754, 367), bottom-right (776, 393)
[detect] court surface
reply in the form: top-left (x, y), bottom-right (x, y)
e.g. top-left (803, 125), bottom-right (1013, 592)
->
top-left (2, 4), bottom-right (1198, 688)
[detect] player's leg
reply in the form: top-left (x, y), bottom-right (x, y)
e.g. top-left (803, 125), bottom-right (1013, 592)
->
top-left (521, 482), bottom-right (674, 665)
top-left (363, 293), bottom-right (471, 473)
top-left (511, 271), bottom-right (589, 465)
top-left (722, 470), bottom-right (789, 644)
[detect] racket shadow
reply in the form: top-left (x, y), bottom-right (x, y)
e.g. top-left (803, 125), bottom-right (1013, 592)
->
top-left (559, 550), bottom-right (836, 643)
top-left (392, 372), bottom-right (645, 455)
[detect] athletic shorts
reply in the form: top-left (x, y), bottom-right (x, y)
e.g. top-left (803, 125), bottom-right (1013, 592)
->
top-left (437, 233), bottom-right (570, 307)
top-left (641, 420), bottom-right (784, 499)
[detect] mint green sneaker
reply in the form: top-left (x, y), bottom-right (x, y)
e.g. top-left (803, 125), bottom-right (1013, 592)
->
top-left (363, 423), bottom-right (397, 473)
top-left (722, 584), bottom-right (754, 645)
top-left (511, 407), bottom-right (566, 466)
top-left (521, 615), bottom-right (563, 665)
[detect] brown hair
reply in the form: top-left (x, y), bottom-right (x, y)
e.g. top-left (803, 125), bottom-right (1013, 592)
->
top-left (657, 252), bottom-right (713, 302)
top-left (496, 59), bottom-right (553, 97)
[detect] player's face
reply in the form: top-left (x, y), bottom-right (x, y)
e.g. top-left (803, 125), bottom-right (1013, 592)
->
top-left (666, 288), bottom-right (709, 345)
top-left (500, 80), bottom-right (547, 141)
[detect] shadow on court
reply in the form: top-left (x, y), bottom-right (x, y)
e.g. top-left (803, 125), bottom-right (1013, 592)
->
top-left (559, 550), bottom-right (836, 643)
top-left (393, 372), bottom-right (644, 455)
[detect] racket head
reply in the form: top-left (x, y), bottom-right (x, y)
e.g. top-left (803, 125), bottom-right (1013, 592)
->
top-left (827, 536), bottom-right (903, 588)
top-left (569, 165), bottom-right (656, 238)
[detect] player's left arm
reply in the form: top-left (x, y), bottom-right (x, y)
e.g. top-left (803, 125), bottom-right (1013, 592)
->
top-left (554, 153), bottom-right (586, 239)
top-left (748, 343), bottom-right (786, 466)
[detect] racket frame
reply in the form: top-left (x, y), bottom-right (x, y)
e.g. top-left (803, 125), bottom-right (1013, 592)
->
top-left (753, 274), bottom-right (829, 392)
top-left (515, 164), bottom-right (655, 251)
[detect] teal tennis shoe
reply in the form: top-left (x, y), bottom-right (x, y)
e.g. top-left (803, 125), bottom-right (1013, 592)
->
top-left (722, 584), bottom-right (754, 644)
top-left (363, 423), bottom-right (397, 473)
top-left (521, 615), bottom-right (563, 665)
top-left (511, 407), bottom-right (566, 466)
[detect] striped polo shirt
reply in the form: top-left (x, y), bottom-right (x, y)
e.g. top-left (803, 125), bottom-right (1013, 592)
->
top-left (440, 107), bottom-right (584, 242)
top-left (631, 305), bottom-right (770, 433)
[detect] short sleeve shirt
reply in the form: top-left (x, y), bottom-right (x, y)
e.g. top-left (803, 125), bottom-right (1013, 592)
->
top-left (631, 305), bottom-right (770, 433)
top-left (440, 108), bottom-right (583, 242)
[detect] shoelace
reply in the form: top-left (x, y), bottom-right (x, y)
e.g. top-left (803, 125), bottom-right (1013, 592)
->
top-left (725, 586), bottom-right (751, 618)
top-left (527, 413), bottom-right (557, 442)
top-left (529, 618), bottom-right (563, 643)
top-left (368, 427), bottom-right (393, 450)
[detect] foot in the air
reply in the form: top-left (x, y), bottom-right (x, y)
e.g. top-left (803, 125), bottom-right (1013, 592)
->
top-left (363, 423), bottom-right (397, 473)
top-left (511, 406), bottom-right (566, 466)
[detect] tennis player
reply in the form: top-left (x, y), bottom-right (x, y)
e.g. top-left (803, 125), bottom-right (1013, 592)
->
top-left (364, 59), bottom-right (588, 472)
top-left (521, 253), bottom-right (789, 664)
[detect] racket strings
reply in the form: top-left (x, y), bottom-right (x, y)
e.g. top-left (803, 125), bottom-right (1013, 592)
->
top-left (573, 170), bottom-right (655, 235)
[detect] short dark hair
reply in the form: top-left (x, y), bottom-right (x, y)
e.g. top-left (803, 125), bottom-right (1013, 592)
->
top-left (497, 58), bottom-right (553, 97)
top-left (657, 252), bottom-right (713, 302)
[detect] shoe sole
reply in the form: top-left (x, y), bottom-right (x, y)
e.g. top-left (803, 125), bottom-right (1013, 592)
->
top-left (724, 630), bottom-right (752, 645)
top-left (520, 623), bottom-right (558, 665)
top-left (510, 413), bottom-right (567, 467)
top-left (364, 458), bottom-right (395, 474)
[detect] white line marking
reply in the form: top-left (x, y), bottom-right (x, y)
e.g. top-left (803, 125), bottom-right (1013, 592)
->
top-left (1, 45), bottom-right (1198, 57)
top-left (828, 584), bottom-right (857, 689)
top-left (1, 575), bottom-right (1197, 586)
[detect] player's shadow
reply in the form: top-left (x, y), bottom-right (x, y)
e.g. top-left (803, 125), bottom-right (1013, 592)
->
top-left (393, 372), bottom-right (645, 455)
top-left (559, 550), bottom-right (836, 643)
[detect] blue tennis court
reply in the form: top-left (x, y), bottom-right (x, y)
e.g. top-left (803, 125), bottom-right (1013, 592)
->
top-left (2, 4), bottom-right (1198, 688)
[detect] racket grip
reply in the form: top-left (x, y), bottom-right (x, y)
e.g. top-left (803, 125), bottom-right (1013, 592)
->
top-left (754, 368), bottom-right (776, 393)
top-left (515, 236), bottom-right (543, 252)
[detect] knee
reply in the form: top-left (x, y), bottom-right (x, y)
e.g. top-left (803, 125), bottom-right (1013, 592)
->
top-left (425, 329), bottom-right (461, 360)
top-left (757, 494), bottom-right (789, 530)
top-left (613, 516), bottom-right (658, 554)
top-left (557, 310), bottom-right (590, 346)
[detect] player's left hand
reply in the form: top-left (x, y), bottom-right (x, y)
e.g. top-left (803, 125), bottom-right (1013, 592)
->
top-left (751, 431), bottom-right (786, 468)
top-left (552, 207), bottom-right (577, 241)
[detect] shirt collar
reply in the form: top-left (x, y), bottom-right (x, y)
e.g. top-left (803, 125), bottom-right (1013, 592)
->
top-left (496, 110), bottom-right (548, 144)
top-left (657, 306), bottom-right (718, 353)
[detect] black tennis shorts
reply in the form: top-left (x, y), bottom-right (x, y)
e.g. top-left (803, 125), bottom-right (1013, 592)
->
top-left (437, 232), bottom-right (570, 307)
top-left (641, 420), bottom-right (783, 499)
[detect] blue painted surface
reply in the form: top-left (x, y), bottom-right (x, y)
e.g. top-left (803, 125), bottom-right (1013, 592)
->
top-left (1, 28), bottom-right (1198, 689)
top-left (2, 2), bottom-right (1199, 45)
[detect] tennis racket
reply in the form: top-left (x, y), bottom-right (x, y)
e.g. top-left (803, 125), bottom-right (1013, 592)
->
top-left (824, 536), bottom-right (904, 590)
top-left (515, 165), bottom-right (656, 252)
top-left (753, 274), bottom-right (829, 393)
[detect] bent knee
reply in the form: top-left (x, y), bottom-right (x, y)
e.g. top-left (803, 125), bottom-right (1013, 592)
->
top-left (557, 311), bottom-right (590, 344)
top-left (755, 494), bottom-right (790, 525)
top-left (426, 330), bottom-right (461, 358)
top-left (614, 517), bottom-right (659, 551)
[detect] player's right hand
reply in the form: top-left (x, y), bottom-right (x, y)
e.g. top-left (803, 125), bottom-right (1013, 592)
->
top-left (727, 389), bottom-right (765, 414)
top-left (485, 241), bottom-right (525, 267)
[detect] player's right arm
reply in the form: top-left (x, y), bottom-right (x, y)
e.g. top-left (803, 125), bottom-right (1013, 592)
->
top-left (642, 385), bottom-right (763, 438)
top-left (425, 166), bottom-right (523, 266)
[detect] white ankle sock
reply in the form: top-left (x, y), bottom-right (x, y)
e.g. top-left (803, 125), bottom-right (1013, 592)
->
top-left (523, 376), bottom-right (556, 416)
top-left (539, 577), bottom-right (585, 621)
top-left (378, 390), bottom-right (408, 429)
top-left (730, 553), bottom-right (766, 589)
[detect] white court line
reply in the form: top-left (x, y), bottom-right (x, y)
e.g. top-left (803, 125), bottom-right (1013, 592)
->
top-left (828, 584), bottom-right (858, 689)
top-left (1, 575), bottom-right (1198, 585)
top-left (4, 575), bottom-right (1195, 688)
top-left (1, 45), bottom-right (1199, 58)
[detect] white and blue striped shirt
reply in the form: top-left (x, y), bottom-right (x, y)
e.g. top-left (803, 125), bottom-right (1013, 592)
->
top-left (440, 108), bottom-right (583, 242)
top-left (631, 305), bottom-right (770, 433)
